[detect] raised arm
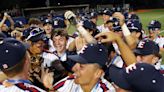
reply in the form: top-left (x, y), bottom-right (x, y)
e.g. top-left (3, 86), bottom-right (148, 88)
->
top-left (95, 31), bottom-right (136, 66)
top-left (113, 12), bottom-right (137, 49)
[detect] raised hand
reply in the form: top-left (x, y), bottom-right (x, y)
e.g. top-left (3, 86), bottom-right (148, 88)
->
top-left (95, 31), bottom-right (119, 43)
top-left (113, 12), bottom-right (125, 26)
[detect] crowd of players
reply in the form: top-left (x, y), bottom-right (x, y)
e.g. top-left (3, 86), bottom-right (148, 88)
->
top-left (0, 7), bottom-right (164, 92)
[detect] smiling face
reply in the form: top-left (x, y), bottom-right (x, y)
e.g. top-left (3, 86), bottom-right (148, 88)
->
top-left (73, 63), bottom-right (103, 86)
top-left (103, 14), bottom-right (110, 23)
top-left (149, 30), bottom-right (160, 39)
top-left (52, 35), bottom-right (67, 54)
top-left (43, 24), bottom-right (53, 34)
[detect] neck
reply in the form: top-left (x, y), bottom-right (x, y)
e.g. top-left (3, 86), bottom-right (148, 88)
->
top-left (8, 73), bottom-right (27, 80)
top-left (46, 34), bottom-right (51, 38)
top-left (81, 79), bottom-right (99, 92)
top-left (57, 50), bottom-right (66, 56)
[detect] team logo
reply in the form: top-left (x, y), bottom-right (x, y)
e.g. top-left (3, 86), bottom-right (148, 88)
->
top-left (77, 45), bottom-right (88, 54)
top-left (137, 41), bottom-right (146, 48)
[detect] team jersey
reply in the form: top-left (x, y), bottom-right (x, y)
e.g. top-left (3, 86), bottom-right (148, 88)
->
top-left (97, 24), bottom-right (109, 33)
top-left (153, 36), bottom-right (164, 48)
top-left (0, 80), bottom-right (45, 92)
top-left (53, 75), bottom-right (116, 92)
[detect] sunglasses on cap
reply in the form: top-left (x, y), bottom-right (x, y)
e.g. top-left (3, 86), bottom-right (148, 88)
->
top-left (26, 27), bottom-right (44, 41)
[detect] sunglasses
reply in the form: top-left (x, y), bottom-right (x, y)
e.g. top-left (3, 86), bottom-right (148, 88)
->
top-left (26, 27), bottom-right (44, 41)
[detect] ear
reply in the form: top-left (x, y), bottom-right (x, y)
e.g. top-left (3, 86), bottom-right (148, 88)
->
top-left (136, 56), bottom-right (142, 62)
top-left (95, 69), bottom-right (104, 79)
top-left (152, 56), bottom-right (159, 64)
top-left (136, 32), bottom-right (141, 38)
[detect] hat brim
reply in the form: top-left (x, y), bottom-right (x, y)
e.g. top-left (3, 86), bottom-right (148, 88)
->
top-left (108, 65), bottom-right (131, 90)
top-left (68, 55), bottom-right (88, 64)
top-left (133, 49), bottom-right (145, 56)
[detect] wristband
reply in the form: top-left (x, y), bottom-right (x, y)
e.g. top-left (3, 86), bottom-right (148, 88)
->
top-left (121, 23), bottom-right (131, 36)
top-left (77, 26), bottom-right (88, 36)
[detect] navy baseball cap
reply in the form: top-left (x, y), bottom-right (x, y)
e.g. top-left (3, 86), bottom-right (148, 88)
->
top-left (126, 20), bottom-right (142, 32)
top-left (148, 20), bottom-right (161, 30)
top-left (109, 63), bottom-right (164, 92)
top-left (23, 27), bottom-right (47, 42)
top-left (89, 12), bottom-right (98, 19)
top-left (43, 19), bottom-right (52, 26)
top-left (103, 10), bottom-right (113, 16)
top-left (83, 20), bottom-right (97, 31)
top-left (106, 17), bottom-right (121, 32)
top-left (53, 17), bottom-right (66, 29)
top-left (128, 13), bottom-right (140, 21)
top-left (0, 38), bottom-right (26, 70)
top-left (134, 39), bottom-right (159, 56)
top-left (0, 32), bottom-right (7, 38)
top-left (14, 21), bottom-right (24, 28)
top-left (68, 43), bottom-right (108, 68)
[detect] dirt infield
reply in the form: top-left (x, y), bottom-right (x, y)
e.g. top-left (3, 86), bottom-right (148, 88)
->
top-left (135, 9), bottom-right (151, 13)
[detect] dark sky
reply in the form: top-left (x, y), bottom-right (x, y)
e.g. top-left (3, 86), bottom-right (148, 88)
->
top-left (0, 0), bottom-right (164, 11)
top-left (0, 0), bottom-right (126, 10)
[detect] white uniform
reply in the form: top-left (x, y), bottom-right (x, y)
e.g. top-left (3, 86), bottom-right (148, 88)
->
top-left (53, 75), bottom-right (116, 92)
top-left (153, 36), bottom-right (164, 69)
top-left (111, 54), bottom-right (124, 68)
top-left (0, 80), bottom-right (45, 92)
top-left (43, 37), bottom-right (74, 67)
top-left (97, 24), bottom-right (109, 33)
top-left (153, 36), bottom-right (164, 49)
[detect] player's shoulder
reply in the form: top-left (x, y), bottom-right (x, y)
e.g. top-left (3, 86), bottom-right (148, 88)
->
top-left (15, 83), bottom-right (46, 92)
top-left (99, 77), bottom-right (116, 92)
top-left (53, 74), bottom-right (75, 90)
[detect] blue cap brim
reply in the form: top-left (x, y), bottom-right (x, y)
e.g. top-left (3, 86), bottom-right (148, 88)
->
top-left (68, 55), bottom-right (88, 64)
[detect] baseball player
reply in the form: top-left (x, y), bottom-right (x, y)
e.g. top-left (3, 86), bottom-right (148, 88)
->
top-left (97, 9), bottom-right (113, 33)
top-left (52, 43), bottom-right (116, 92)
top-left (23, 27), bottom-right (47, 89)
top-left (0, 38), bottom-right (45, 92)
top-left (148, 20), bottom-right (164, 52)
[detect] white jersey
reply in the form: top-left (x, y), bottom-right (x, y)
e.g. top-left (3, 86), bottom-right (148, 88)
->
top-left (111, 54), bottom-right (124, 68)
top-left (112, 43), bottom-right (121, 55)
top-left (53, 75), bottom-right (116, 92)
top-left (153, 36), bottom-right (164, 48)
top-left (43, 37), bottom-right (74, 67)
top-left (0, 80), bottom-right (45, 92)
top-left (97, 24), bottom-right (109, 33)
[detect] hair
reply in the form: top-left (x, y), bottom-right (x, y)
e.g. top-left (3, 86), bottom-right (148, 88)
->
top-left (51, 29), bottom-right (69, 40)
top-left (28, 18), bottom-right (42, 25)
top-left (2, 53), bottom-right (27, 78)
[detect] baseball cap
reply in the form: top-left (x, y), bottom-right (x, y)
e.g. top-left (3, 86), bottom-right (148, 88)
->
top-left (83, 20), bottom-right (97, 31)
top-left (53, 17), bottom-right (66, 29)
top-left (0, 32), bottom-right (7, 38)
top-left (103, 10), bottom-right (113, 16)
top-left (126, 20), bottom-right (142, 32)
top-left (14, 21), bottom-right (24, 28)
top-left (23, 27), bottom-right (47, 42)
top-left (43, 19), bottom-right (52, 26)
top-left (134, 39), bottom-right (159, 56)
top-left (68, 43), bottom-right (108, 68)
top-left (0, 38), bottom-right (26, 70)
top-left (89, 12), bottom-right (98, 19)
top-left (108, 63), bottom-right (164, 92)
top-left (128, 13), bottom-right (140, 21)
top-left (106, 17), bottom-right (122, 32)
top-left (148, 20), bottom-right (161, 30)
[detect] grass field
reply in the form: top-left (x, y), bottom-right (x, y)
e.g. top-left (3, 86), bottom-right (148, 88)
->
top-left (136, 9), bottom-right (164, 64)
top-left (68, 9), bottom-right (164, 64)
